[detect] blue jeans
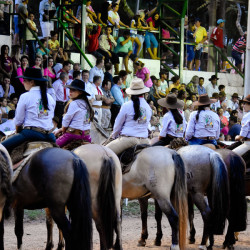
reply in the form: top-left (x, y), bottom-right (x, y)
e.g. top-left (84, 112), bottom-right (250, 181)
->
top-left (1, 129), bottom-right (56, 153)
top-left (145, 32), bottom-right (158, 49)
top-left (188, 137), bottom-right (217, 146)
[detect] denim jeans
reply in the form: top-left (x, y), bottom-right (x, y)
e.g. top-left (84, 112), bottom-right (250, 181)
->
top-left (188, 137), bottom-right (217, 146)
top-left (145, 32), bottom-right (158, 49)
top-left (1, 129), bottom-right (56, 153)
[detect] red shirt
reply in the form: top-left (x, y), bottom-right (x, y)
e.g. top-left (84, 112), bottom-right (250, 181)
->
top-left (210, 27), bottom-right (224, 48)
top-left (88, 25), bottom-right (101, 53)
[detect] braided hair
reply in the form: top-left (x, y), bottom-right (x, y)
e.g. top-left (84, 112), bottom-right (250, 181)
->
top-left (170, 109), bottom-right (183, 124)
top-left (131, 95), bottom-right (141, 120)
top-left (196, 104), bottom-right (210, 121)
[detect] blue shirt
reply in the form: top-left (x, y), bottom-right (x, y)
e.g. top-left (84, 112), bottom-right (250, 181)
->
top-left (198, 85), bottom-right (207, 95)
top-left (228, 124), bottom-right (241, 141)
top-left (111, 84), bottom-right (124, 106)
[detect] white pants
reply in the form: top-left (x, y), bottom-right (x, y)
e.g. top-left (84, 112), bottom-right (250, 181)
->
top-left (41, 21), bottom-right (54, 38)
top-left (232, 141), bottom-right (250, 157)
top-left (101, 109), bottom-right (111, 129)
top-left (93, 107), bottom-right (102, 126)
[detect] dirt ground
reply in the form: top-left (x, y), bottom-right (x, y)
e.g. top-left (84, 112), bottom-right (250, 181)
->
top-left (2, 208), bottom-right (250, 250)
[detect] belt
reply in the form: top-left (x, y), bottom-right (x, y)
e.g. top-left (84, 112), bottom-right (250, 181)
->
top-left (66, 128), bottom-right (90, 136)
top-left (167, 134), bottom-right (177, 139)
top-left (24, 126), bottom-right (52, 134)
top-left (195, 136), bottom-right (216, 140)
top-left (121, 135), bottom-right (147, 140)
top-left (102, 105), bottom-right (111, 109)
top-left (92, 105), bottom-right (102, 109)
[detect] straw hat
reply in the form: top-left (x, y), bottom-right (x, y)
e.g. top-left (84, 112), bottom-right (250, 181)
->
top-left (193, 94), bottom-right (217, 106)
top-left (158, 94), bottom-right (184, 109)
top-left (126, 78), bottom-right (150, 95)
top-left (243, 94), bottom-right (250, 103)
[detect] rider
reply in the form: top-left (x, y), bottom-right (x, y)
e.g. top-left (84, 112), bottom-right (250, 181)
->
top-left (234, 94), bottom-right (250, 155)
top-left (55, 79), bottom-right (94, 147)
top-left (1, 68), bottom-right (56, 152)
top-left (185, 94), bottom-right (220, 145)
top-left (153, 94), bottom-right (186, 146)
top-left (106, 78), bottom-right (152, 155)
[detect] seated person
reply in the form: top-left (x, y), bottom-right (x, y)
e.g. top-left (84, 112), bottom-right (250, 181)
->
top-left (0, 110), bottom-right (15, 134)
top-left (0, 76), bottom-right (15, 98)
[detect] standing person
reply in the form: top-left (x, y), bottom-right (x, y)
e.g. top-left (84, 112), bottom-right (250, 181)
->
top-left (106, 78), bottom-right (152, 155)
top-left (104, 63), bottom-right (114, 85)
top-left (197, 77), bottom-right (206, 95)
top-left (135, 61), bottom-right (153, 88)
top-left (81, 69), bottom-right (95, 103)
top-left (26, 12), bottom-right (38, 67)
top-left (193, 18), bottom-right (207, 71)
top-left (89, 58), bottom-right (104, 83)
top-left (110, 75), bottom-right (124, 127)
top-left (206, 75), bottom-right (219, 97)
top-left (231, 32), bottom-right (247, 73)
top-left (39, 0), bottom-right (56, 39)
top-left (17, 0), bottom-right (28, 48)
top-left (210, 19), bottom-right (227, 72)
top-left (185, 94), bottom-right (220, 145)
top-left (1, 68), bottom-right (56, 152)
top-left (101, 79), bottom-right (114, 129)
top-left (153, 94), bottom-right (186, 146)
top-left (187, 21), bottom-right (195, 70)
top-left (55, 79), bottom-right (94, 147)
top-left (53, 72), bottom-right (69, 128)
top-left (0, 45), bottom-right (12, 78)
top-left (56, 61), bottom-right (72, 83)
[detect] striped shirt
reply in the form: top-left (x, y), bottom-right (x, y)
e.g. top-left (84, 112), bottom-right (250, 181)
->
top-left (232, 36), bottom-right (246, 54)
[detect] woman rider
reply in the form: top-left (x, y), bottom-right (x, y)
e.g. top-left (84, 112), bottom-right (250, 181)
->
top-left (106, 78), bottom-right (152, 155)
top-left (153, 94), bottom-right (186, 146)
top-left (185, 94), bottom-right (220, 145)
top-left (1, 68), bottom-right (56, 152)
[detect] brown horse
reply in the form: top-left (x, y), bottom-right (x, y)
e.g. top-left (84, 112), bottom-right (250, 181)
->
top-left (0, 147), bottom-right (93, 250)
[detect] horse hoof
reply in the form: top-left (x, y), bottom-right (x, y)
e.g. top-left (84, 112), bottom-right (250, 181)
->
top-left (170, 244), bottom-right (180, 250)
top-left (198, 245), bottom-right (207, 250)
top-left (207, 246), bottom-right (213, 250)
top-left (227, 245), bottom-right (234, 250)
top-left (45, 243), bottom-right (54, 250)
top-left (189, 238), bottom-right (195, 244)
top-left (137, 239), bottom-right (146, 247)
top-left (154, 239), bottom-right (161, 246)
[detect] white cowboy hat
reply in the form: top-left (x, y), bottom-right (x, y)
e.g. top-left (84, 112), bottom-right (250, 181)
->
top-left (126, 78), bottom-right (150, 95)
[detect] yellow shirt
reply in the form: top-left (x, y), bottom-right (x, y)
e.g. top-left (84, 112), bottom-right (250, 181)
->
top-left (48, 39), bottom-right (60, 50)
top-left (169, 83), bottom-right (181, 91)
top-left (195, 26), bottom-right (207, 43)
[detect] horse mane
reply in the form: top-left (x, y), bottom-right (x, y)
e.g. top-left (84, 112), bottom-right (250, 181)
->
top-left (226, 141), bottom-right (242, 150)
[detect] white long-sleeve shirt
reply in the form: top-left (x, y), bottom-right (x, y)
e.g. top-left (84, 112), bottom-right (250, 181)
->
top-left (240, 111), bottom-right (250, 139)
top-left (53, 79), bottom-right (70, 102)
top-left (39, 0), bottom-right (56, 22)
top-left (206, 83), bottom-right (219, 98)
top-left (14, 86), bottom-right (55, 131)
top-left (89, 66), bottom-right (104, 83)
top-left (112, 98), bottom-right (152, 138)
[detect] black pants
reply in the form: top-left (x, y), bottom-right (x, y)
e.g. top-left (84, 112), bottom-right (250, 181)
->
top-left (110, 104), bottom-right (121, 128)
top-left (55, 101), bottom-right (67, 128)
top-left (97, 49), bottom-right (119, 65)
top-left (152, 135), bottom-right (173, 146)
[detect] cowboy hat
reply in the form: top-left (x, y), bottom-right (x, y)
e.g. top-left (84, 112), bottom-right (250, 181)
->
top-left (16, 67), bottom-right (48, 82)
top-left (126, 78), bottom-right (150, 95)
top-left (209, 75), bottom-right (219, 81)
top-left (66, 79), bottom-right (90, 96)
top-left (158, 94), bottom-right (184, 109)
top-left (232, 93), bottom-right (239, 99)
top-left (243, 94), bottom-right (250, 103)
top-left (193, 94), bottom-right (217, 106)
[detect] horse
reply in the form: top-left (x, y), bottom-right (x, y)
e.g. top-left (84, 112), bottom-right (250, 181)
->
top-left (138, 146), bottom-right (246, 250)
top-left (83, 146), bottom-right (188, 250)
top-left (0, 147), bottom-right (93, 250)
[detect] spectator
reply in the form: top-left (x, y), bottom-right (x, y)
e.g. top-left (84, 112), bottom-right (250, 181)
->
top-left (110, 75), bottom-right (124, 127)
top-left (0, 76), bottom-right (15, 98)
top-left (187, 21), bottom-right (195, 70)
top-left (159, 70), bottom-right (169, 95)
top-left (8, 93), bottom-right (18, 110)
top-left (114, 30), bottom-right (138, 74)
top-left (180, 83), bottom-right (186, 91)
top-left (184, 100), bottom-right (193, 122)
top-left (151, 76), bottom-right (164, 106)
top-left (231, 110), bottom-right (238, 118)
top-left (98, 25), bottom-right (120, 74)
top-left (0, 45), bottom-right (12, 78)
top-left (95, 0), bottom-right (112, 26)
top-left (107, 3), bottom-right (129, 29)
top-left (44, 57), bottom-right (56, 82)
top-left (104, 63), bottom-right (114, 85)
top-left (0, 97), bottom-right (11, 119)
top-left (69, 63), bottom-right (81, 76)
top-left (0, 0), bottom-right (11, 35)
top-left (197, 77), bottom-right (206, 95)
top-left (26, 12), bottom-right (38, 66)
top-left (177, 89), bottom-right (187, 101)
top-left (0, 110), bottom-right (15, 134)
top-left (11, 45), bottom-right (21, 75)
top-left (56, 60), bottom-right (72, 83)
top-left (169, 76), bottom-right (181, 91)
top-left (53, 71), bottom-right (69, 128)
top-left (210, 92), bottom-right (220, 111)
top-left (48, 31), bottom-right (59, 52)
top-left (217, 107), bottom-right (229, 136)
top-left (89, 58), bottom-right (104, 83)
top-left (55, 47), bottom-right (68, 62)
top-left (170, 87), bottom-right (178, 95)
top-left (219, 91), bottom-right (227, 106)
top-left (88, 24), bottom-right (103, 60)
top-left (231, 32), bottom-right (247, 72)
top-left (39, 0), bottom-right (56, 39)
top-left (227, 93), bottom-right (239, 111)
top-left (101, 79), bottom-right (114, 128)
top-left (218, 84), bottom-right (225, 92)
top-left (53, 57), bottom-right (64, 75)
top-left (190, 93), bottom-right (197, 102)
top-left (221, 102), bottom-right (230, 120)
top-left (227, 115), bottom-right (241, 141)
top-left (119, 70), bottom-right (129, 89)
top-left (193, 18), bottom-right (207, 71)
top-left (17, 0), bottom-right (28, 47)
top-left (82, 69), bottom-right (95, 103)
top-left (210, 19), bottom-right (227, 72)
top-left (206, 75), bottom-right (219, 97)
top-left (186, 75), bottom-right (199, 97)
top-left (33, 55), bottom-right (43, 75)
top-left (85, 0), bottom-right (97, 24)
top-left (135, 60), bottom-right (153, 88)
top-left (36, 39), bottom-right (51, 59)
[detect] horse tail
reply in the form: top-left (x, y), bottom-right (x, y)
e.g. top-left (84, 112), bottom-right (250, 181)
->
top-left (228, 153), bottom-right (247, 231)
top-left (172, 153), bottom-right (188, 250)
top-left (97, 157), bottom-right (116, 249)
top-left (67, 153), bottom-right (92, 250)
top-left (209, 152), bottom-right (230, 235)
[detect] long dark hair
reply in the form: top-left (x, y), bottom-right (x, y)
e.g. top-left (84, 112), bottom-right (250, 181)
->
top-left (196, 104), bottom-right (210, 121)
top-left (131, 95), bottom-right (141, 120)
top-left (1, 45), bottom-right (9, 69)
top-left (170, 109), bottom-right (183, 124)
top-left (34, 80), bottom-right (49, 110)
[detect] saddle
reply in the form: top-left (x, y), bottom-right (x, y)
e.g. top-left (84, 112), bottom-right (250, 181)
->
top-left (119, 144), bottom-right (151, 174)
top-left (62, 139), bottom-right (91, 151)
top-left (168, 138), bottom-right (188, 151)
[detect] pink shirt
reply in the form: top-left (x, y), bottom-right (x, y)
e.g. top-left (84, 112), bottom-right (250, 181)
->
top-left (17, 67), bottom-right (25, 84)
top-left (136, 67), bottom-right (153, 88)
top-left (44, 68), bottom-right (56, 79)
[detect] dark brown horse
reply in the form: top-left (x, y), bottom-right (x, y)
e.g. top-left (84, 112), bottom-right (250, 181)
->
top-left (0, 147), bottom-right (93, 250)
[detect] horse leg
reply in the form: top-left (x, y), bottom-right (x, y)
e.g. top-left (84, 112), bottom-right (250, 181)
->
top-left (154, 199), bottom-right (163, 246)
top-left (223, 223), bottom-right (235, 250)
top-left (138, 197), bottom-right (149, 247)
top-left (14, 208), bottom-right (24, 250)
top-left (0, 213), bottom-right (4, 250)
top-left (188, 194), bottom-right (196, 244)
top-left (114, 199), bottom-right (123, 250)
top-left (95, 221), bottom-right (108, 250)
top-left (57, 229), bottom-right (65, 250)
top-left (45, 208), bottom-right (54, 250)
